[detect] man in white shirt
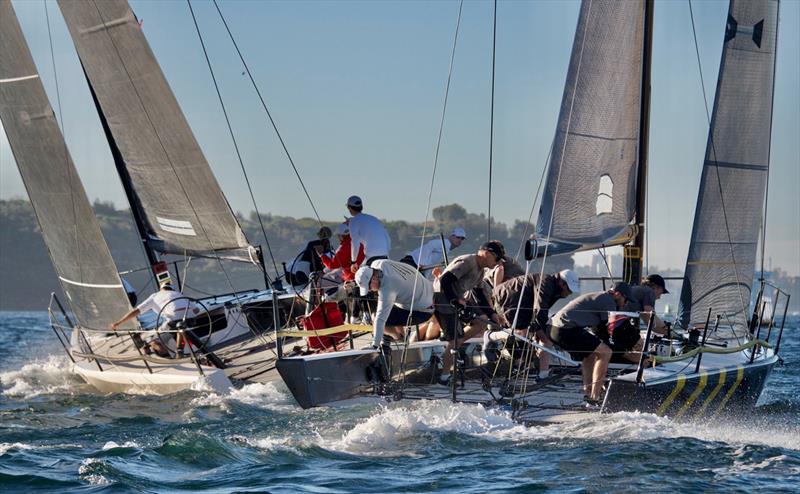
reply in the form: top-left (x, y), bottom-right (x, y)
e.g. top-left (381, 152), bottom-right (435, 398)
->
top-left (402, 228), bottom-right (467, 279)
top-left (110, 282), bottom-right (198, 357)
top-left (346, 195), bottom-right (391, 271)
top-left (354, 260), bottom-right (435, 348)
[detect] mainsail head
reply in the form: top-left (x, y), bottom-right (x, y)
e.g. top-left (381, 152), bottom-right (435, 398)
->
top-left (536, 0), bottom-right (645, 254)
top-left (679, 0), bottom-right (779, 333)
top-left (0, 0), bottom-right (134, 330)
top-left (58, 0), bottom-right (257, 263)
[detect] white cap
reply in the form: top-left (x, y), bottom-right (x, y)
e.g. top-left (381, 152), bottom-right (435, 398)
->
top-left (451, 227), bottom-right (466, 238)
top-left (346, 195), bottom-right (363, 208)
top-left (354, 266), bottom-right (374, 296)
top-left (336, 223), bottom-right (349, 236)
top-left (559, 269), bottom-right (581, 294)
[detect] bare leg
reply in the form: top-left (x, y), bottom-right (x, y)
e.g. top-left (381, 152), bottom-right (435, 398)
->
top-left (384, 326), bottom-right (404, 341)
top-left (591, 343), bottom-right (612, 401)
top-left (422, 318), bottom-right (442, 341)
top-left (441, 318), bottom-right (487, 372)
top-left (534, 330), bottom-right (553, 374)
top-left (581, 353), bottom-right (596, 396)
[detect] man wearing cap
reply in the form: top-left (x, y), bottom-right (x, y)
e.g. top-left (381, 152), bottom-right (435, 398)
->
top-left (109, 281), bottom-right (199, 358)
top-left (320, 223), bottom-right (365, 282)
top-left (401, 228), bottom-right (467, 280)
top-left (493, 269), bottom-right (580, 378)
top-left (549, 282), bottom-right (632, 404)
top-left (354, 260), bottom-right (435, 348)
top-left (433, 240), bottom-right (505, 384)
top-left (624, 274), bottom-right (669, 334)
top-left (346, 195), bottom-right (391, 271)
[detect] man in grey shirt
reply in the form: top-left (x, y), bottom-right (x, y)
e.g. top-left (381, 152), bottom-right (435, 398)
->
top-left (624, 274), bottom-right (669, 334)
top-left (433, 241), bottom-right (505, 384)
top-left (550, 282), bottom-right (631, 404)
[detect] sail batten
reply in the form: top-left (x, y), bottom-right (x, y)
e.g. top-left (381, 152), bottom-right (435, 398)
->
top-left (58, 0), bottom-right (257, 263)
top-left (679, 0), bottom-right (779, 333)
top-left (0, 0), bottom-right (133, 330)
top-left (536, 0), bottom-right (645, 250)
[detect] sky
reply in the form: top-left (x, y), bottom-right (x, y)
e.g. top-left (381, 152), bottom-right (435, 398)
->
top-left (1, 0), bottom-right (798, 275)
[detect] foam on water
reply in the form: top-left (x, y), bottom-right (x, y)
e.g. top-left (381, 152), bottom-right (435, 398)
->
top-left (0, 442), bottom-right (34, 456)
top-left (101, 441), bottom-right (139, 451)
top-left (78, 458), bottom-right (111, 486)
top-left (190, 382), bottom-right (296, 412)
top-left (0, 355), bottom-right (80, 398)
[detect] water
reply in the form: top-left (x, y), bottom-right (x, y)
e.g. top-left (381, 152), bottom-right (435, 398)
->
top-left (1, 312), bottom-right (799, 493)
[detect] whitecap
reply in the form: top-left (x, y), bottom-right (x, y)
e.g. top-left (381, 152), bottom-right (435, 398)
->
top-left (190, 382), bottom-right (296, 412)
top-left (78, 458), bottom-right (111, 486)
top-left (0, 442), bottom-right (33, 456)
top-left (101, 440), bottom-right (139, 450)
top-left (0, 355), bottom-right (79, 398)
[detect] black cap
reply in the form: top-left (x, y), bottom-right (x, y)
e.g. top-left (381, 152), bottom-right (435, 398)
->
top-left (611, 281), bottom-right (632, 300)
top-left (645, 274), bottom-right (669, 294)
top-left (480, 240), bottom-right (506, 261)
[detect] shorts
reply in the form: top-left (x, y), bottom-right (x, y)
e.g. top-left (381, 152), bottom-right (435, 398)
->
top-left (549, 325), bottom-right (602, 362)
top-left (433, 292), bottom-right (462, 340)
top-left (385, 307), bottom-right (433, 327)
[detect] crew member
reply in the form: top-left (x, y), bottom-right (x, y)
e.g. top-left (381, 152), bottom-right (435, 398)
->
top-left (109, 281), bottom-right (198, 358)
top-left (346, 195), bottom-right (391, 270)
top-left (549, 282), bottom-right (631, 404)
top-left (354, 260), bottom-right (435, 348)
top-left (493, 269), bottom-right (580, 377)
top-left (320, 223), bottom-right (364, 282)
top-left (625, 274), bottom-right (669, 334)
top-left (401, 228), bottom-right (467, 279)
top-left (433, 240), bottom-right (505, 385)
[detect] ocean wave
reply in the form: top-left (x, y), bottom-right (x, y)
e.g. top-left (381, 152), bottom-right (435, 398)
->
top-left (190, 382), bottom-right (296, 412)
top-left (0, 442), bottom-right (34, 456)
top-left (0, 355), bottom-right (81, 398)
top-left (78, 458), bottom-right (111, 486)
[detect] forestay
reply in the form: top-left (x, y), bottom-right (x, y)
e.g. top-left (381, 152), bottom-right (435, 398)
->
top-left (679, 0), bottom-right (779, 332)
top-left (536, 0), bottom-right (644, 254)
top-left (0, 0), bottom-right (134, 330)
top-left (58, 0), bottom-right (257, 263)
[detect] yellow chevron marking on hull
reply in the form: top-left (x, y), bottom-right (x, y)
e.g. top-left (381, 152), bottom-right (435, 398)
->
top-left (675, 372), bottom-right (708, 419)
top-left (713, 365), bottom-right (744, 418)
top-left (657, 374), bottom-right (686, 416)
top-left (696, 368), bottom-right (727, 417)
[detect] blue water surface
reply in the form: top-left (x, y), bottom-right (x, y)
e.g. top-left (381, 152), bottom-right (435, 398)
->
top-left (1, 312), bottom-right (799, 493)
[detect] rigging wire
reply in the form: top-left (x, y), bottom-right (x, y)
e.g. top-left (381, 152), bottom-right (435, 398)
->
top-left (211, 0), bottom-right (322, 225)
top-left (401, 0), bottom-right (464, 363)
top-left (514, 0), bottom-right (595, 413)
top-left (760, 3), bottom-right (780, 281)
top-left (513, 141), bottom-right (553, 262)
top-left (43, 0), bottom-right (85, 293)
top-left (186, 0), bottom-right (280, 283)
top-left (487, 0), bottom-right (497, 239)
top-left (687, 0), bottom-right (749, 327)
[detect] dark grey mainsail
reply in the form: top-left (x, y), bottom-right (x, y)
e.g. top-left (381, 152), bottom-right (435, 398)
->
top-left (0, 0), bottom-right (134, 330)
top-left (679, 0), bottom-right (779, 332)
top-left (58, 0), bottom-right (256, 262)
top-left (536, 0), bottom-right (644, 254)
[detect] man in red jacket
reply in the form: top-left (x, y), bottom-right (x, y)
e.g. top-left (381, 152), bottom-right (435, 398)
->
top-left (320, 223), bottom-right (364, 282)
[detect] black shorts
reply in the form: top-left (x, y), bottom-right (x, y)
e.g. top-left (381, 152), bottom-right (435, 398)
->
top-left (385, 307), bottom-right (433, 327)
top-left (549, 325), bottom-right (602, 362)
top-left (398, 255), bottom-right (418, 268)
top-left (433, 292), bottom-right (462, 340)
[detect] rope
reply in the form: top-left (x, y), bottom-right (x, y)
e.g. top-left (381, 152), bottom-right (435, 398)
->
top-left (487, 0), bottom-right (497, 239)
top-left (211, 0), bottom-right (322, 225)
top-left (186, 0), bottom-right (280, 282)
top-left (687, 0), bottom-right (749, 327)
top-left (402, 0), bottom-right (464, 334)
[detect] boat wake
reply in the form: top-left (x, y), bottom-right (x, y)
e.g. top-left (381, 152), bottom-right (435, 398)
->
top-left (0, 355), bottom-right (83, 399)
top-left (190, 382), bottom-right (297, 413)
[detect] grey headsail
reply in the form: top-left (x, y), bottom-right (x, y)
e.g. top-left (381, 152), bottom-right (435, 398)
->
top-left (679, 0), bottom-right (779, 332)
top-left (535, 0), bottom-right (644, 254)
top-left (58, 0), bottom-right (257, 263)
top-left (0, 0), bottom-right (134, 330)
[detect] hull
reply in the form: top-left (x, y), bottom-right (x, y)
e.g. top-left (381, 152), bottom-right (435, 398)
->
top-left (73, 359), bottom-right (232, 395)
top-left (604, 353), bottom-right (778, 419)
top-left (278, 340), bottom-right (445, 408)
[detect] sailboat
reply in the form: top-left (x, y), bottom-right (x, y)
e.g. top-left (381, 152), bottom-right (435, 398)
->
top-left (276, 0), bottom-right (791, 421)
top-left (1, 0), bottom-right (374, 394)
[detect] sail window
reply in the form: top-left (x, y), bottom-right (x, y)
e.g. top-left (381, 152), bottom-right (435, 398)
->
top-left (596, 175), bottom-right (614, 215)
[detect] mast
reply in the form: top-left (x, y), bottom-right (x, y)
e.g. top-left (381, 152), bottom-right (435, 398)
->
top-left (623, 0), bottom-right (654, 285)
